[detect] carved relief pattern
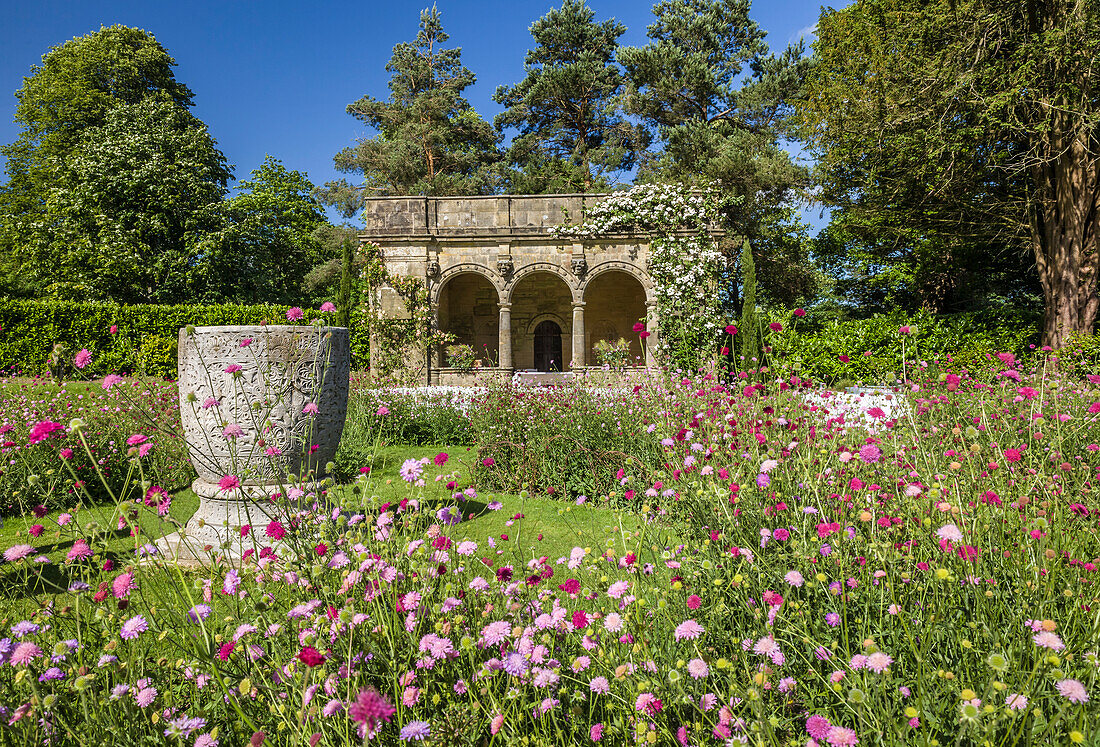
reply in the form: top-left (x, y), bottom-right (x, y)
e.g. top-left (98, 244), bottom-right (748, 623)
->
top-left (178, 326), bottom-right (350, 487)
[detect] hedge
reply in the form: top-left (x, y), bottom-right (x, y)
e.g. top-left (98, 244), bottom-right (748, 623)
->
top-left (0, 300), bottom-right (370, 379)
top-left (767, 309), bottom-right (1044, 383)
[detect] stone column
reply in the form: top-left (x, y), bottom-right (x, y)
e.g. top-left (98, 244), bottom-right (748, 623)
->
top-left (571, 302), bottom-right (586, 369)
top-left (498, 303), bottom-right (513, 370)
top-left (645, 301), bottom-right (659, 368)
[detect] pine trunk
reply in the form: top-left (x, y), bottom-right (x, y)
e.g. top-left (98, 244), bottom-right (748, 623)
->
top-left (1030, 115), bottom-right (1100, 349)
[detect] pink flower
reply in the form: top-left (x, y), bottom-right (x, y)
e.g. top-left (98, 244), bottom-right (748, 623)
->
top-left (286, 307), bottom-right (304, 321)
top-left (1005, 693), bottom-right (1028, 710)
top-left (1033, 631), bottom-right (1064, 650)
top-left (67, 539), bottom-right (93, 561)
top-left (826, 725), bottom-right (859, 745)
top-left (126, 434), bottom-right (147, 446)
top-left (10, 642), bottom-right (43, 665)
top-left (607, 581), bottom-right (629, 598)
top-left (725, 325), bottom-right (738, 335)
top-left (265, 520), bottom-right (286, 540)
top-left (109, 325), bottom-right (118, 334)
top-left (218, 475), bottom-right (241, 492)
top-left (1056, 679), bottom-right (1089, 703)
top-left (73, 349), bottom-right (92, 369)
top-left (302, 402), bottom-right (319, 415)
top-left (320, 302), bottom-right (337, 313)
top-left (222, 423), bottom-right (244, 439)
top-left (857, 444), bottom-right (881, 464)
top-left (120, 615), bottom-right (148, 640)
top-left (4, 545), bottom-right (36, 563)
top-left (102, 374), bottom-right (123, 390)
top-left (348, 688), bottom-right (395, 732)
top-left (223, 364), bottom-right (242, 374)
top-left (936, 524), bottom-right (963, 543)
top-left (866, 651), bottom-right (893, 673)
top-left (134, 687), bottom-right (157, 708)
top-left (112, 572), bottom-right (136, 599)
top-left (1004, 448), bottom-right (1022, 462)
top-left (806, 715), bottom-right (832, 740)
top-left (687, 658), bottom-right (709, 679)
top-left (590, 723), bottom-right (604, 741)
top-left (794, 308), bottom-right (806, 317)
top-left (634, 692), bottom-right (662, 715)
top-left (674, 620), bottom-right (704, 641)
top-left (686, 594), bottom-right (702, 609)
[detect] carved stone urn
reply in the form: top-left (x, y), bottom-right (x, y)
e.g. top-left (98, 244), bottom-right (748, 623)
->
top-left (165, 325), bottom-right (350, 558)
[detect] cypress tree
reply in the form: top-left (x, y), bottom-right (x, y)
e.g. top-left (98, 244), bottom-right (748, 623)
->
top-left (738, 240), bottom-right (761, 368)
top-left (337, 237), bottom-right (354, 329)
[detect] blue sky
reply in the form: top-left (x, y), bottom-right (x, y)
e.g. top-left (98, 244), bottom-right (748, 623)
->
top-left (1, 0), bottom-right (832, 227)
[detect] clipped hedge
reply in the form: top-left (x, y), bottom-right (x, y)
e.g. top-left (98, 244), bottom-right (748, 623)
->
top-left (768, 309), bottom-right (1043, 383)
top-left (0, 300), bottom-right (370, 379)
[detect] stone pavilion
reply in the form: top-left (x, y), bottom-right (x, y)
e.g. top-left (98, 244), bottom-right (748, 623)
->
top-left (360, 194), bottom-right (668, 385)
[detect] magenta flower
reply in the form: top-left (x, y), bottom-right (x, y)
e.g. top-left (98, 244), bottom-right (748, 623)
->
top-left (218, 475), bottom-right (241, 492)
top-left (302, 402), bottom-right (319, 415)
top-left (27, 420), bottom-right (63, 444)
top-left (224, 364), bottom-right (242, 374)
top-left (73, 349), bottom-right (92, 369)
top-left (286, 307), bottom-right (304, 321)
top-left (348, 688), bottom-right (395, 732)
top-left (806, 716), bottom-right (832, 740)
top-left (320, 302), bottom-right (337, 312)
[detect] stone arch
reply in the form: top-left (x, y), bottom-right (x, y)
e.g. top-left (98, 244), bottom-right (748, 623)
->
top-left (582, 266), bottom-right (650, 366)
top-left (579, 260), bottom-right (655, 303)
top-left (508, 269), bottom-right (575, 370)
top-left (506, 262), bottom-right (580, 303)
top-left (431, 263), bottom-right (506, 306)
top-left (526, 312), bottom-right (568, 336)
top-left (435, 270), bottom-right (501, 367)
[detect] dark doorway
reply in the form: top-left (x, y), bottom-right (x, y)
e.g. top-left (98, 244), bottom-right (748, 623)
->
top-left (533, 320), bottom-right (563, 371)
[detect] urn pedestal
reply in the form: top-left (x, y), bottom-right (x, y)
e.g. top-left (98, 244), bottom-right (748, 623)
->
top-left (157, 325), bottom-right (350, 563)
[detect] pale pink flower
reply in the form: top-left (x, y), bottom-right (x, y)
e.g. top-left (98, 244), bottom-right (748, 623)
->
top-left (1033, 631), bottom-right (1065, 650)
top-left (674, 619), bottom-right (704, 641)
top-left (73, 349), bottom-right (92, 369)
top-left (936, 523), bottom-right (963, 543)
top-left (1056, 679), bottom-right (1089, 704)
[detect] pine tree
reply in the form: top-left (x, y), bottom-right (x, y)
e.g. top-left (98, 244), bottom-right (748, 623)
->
top-left (494, 0), bottom-right (647, 193)
top-left (332, 6), bottom-right (500, 196)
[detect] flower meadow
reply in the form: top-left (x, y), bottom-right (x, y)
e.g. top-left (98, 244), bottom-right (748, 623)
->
top-left (0, 346), bottom-right (1099, 746)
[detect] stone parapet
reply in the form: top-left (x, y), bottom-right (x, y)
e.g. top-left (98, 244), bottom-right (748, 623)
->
top-left (360, 194), bottom-right (600, 239)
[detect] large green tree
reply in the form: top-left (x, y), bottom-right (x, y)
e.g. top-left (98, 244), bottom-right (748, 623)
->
top-left (331, 6), bottom-right (500, 197)
top-left (800, 0), bottom-right (1099, 345)
top-left (24, 97), bottom-right (230, 302)
top-left (618, 0), bottom-right (818, 308)
top-left (618, 0), bottom-right (810, 217)
top-left (0, 26), bottom-right (196, 273)
top-left (198, 157), bottom-right (325, 304)
top-left (494, 0), bottom-right (647, 193)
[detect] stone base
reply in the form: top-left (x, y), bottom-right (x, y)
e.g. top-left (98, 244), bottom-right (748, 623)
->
top-left (154, 480), bottom-right (295, 566)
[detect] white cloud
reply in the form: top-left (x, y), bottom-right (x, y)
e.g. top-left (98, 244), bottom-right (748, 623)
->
top-left (790, 24), bottom-right (818, 44)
